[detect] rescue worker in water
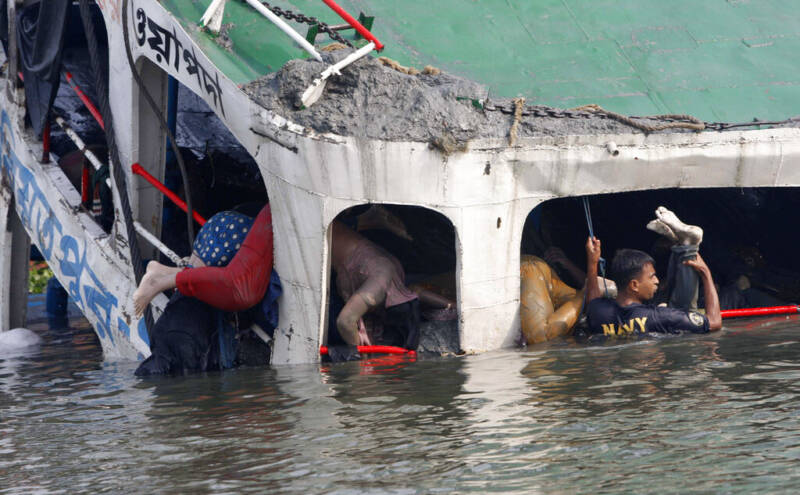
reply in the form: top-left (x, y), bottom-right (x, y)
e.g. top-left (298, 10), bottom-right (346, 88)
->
top-left (584, 207), bottom-right (722, 337)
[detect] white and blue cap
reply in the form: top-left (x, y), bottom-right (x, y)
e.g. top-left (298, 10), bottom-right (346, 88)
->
top-left (192, 210), bottom-right (254, 267)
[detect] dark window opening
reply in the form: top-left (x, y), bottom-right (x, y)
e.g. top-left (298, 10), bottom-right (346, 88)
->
top-left (522, 188), bottom-right (800, 309)
top-left (158, 79), bottom-right (266, 261)
top-left (45, 3), bottom-right (113, 231)
top-left (326, 204), bottom-right (460, 355)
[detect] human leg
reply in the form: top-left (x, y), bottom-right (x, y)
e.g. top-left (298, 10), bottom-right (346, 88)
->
top-left (542, 291), bottom-right (585, 341)
top-left (539, 258), bottom-right (585, 340)
top-left (667, 244), bottom-right (700, 310)
top-left (647, 207), bottom-right (703, 309)
top-left (176, 205), bottom-right (273, 311)
top-left (335, 260), bottom-right (398, 345)
top-left (547, 262), bottom-right (578, 307)
top-left (134, 292), bottom-right (217, 376)
top-left (520, 257), bottom-right (555, 343)
top-left (521, 256), bottom-right (585, 344)
top-left (409, 272), bottom-right (456, 309)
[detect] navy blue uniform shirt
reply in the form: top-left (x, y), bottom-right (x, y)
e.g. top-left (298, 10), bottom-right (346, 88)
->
top-left (586, 298), bottom-right (709, 338)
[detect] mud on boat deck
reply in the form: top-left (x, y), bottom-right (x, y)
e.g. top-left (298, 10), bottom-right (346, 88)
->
top-left (243, 51), bottom-right (720, 143)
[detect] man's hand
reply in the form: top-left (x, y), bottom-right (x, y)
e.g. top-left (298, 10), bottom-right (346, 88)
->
top-left (357, 318), bottom-right (372, 346)
top-left (585, 236), bottom-right (603, 303)
top-left (683, 252), bottom-right (710, 275)
top-left (586, 237), bottom-right (601, 265)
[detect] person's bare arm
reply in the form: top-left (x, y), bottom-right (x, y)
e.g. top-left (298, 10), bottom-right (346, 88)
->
top-left (585, 237), bottom-right (603, 303)
top-left (684, 253), bottom-right (722, 331)
top-left (414, 288), bottom-right (455, 309)
top-left (336, 293), bottom-right (371, 345)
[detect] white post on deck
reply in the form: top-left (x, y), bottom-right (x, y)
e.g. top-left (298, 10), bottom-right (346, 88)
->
top-left (0, 193), bottom-right (31, 332)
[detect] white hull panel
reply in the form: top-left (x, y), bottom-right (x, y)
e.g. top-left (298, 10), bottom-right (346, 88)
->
top-left (0, 102), bottom-right (162, 359)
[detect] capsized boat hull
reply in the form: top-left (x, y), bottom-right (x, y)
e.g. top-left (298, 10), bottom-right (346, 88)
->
top-left (3, 0), bottom-right (800, 364)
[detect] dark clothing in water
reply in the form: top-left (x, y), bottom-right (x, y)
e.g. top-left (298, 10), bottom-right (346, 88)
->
top-left (583, 244), bottom-right (709, 340)
top-left (136, 268), bottom-right (282, 377)
top-left (135, 293), bottom-right (221, 376)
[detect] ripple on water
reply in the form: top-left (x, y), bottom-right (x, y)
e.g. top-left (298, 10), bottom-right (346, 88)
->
top-left (741, 370), bottom-right (800, 381)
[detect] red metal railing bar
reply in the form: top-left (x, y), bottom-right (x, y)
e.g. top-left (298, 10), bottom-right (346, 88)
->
top-left (720, 305), bottom-right (800, 319)
top-left (321, 0), bottom-right (383, 51)
top-left (320, 345), bottom-right (416, 356)
top-left (131, 163), bottom-right (207, 225)
top-left (64, 71), bottom-right (105, 130)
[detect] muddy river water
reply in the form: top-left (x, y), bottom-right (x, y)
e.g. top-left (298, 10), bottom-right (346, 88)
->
top-left (3, 315), bottom-right (800, 494)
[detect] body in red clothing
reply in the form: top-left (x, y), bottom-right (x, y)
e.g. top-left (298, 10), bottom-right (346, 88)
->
top-left (133, 205), bottom-right (273, 316)
top-left (175, 205), bottom-right (273, 311)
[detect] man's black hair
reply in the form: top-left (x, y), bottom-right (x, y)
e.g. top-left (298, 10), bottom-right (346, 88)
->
top-left (609, 249), bottom-right (655, 289)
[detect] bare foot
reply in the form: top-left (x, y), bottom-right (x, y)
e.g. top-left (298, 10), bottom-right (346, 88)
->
top-left (655, 206), bottom-right (703, 245)
top-left (646, 219), bottom-right (678, 243)
top-left (133, 261), bottom-right (181, 317)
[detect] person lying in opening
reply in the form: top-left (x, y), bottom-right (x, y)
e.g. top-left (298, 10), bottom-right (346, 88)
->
top-left (133, 204), bottom-right (273, 316)
top-left (134, 205), bottom-right (278, 376)
top-left (331, 219), bottom-right (453, 350)
top-left (583, 207), bottom-right (722, 338)
top-left (521, 255), bottom-right (616, 344)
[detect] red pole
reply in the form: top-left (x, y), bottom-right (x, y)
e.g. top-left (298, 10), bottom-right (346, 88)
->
top-left (40, 120), bottom-right (50, 163)
top-left (721, 305), bottom-right (800, 319)
top-left (321, 0), bottom-right (384, 51)
top-left (81, 164), bottom-right (90, 204)
top-left (320, 345), bottom-right (416, 356)
top-left (65, 72), bottom-right (105, 130)
top-left (131, 163), bottom-right (207, 225)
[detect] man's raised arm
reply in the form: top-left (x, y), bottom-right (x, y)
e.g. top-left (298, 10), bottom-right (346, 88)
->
top-left (684, 253), bottom-right (722, 331)
top-left (585, 237), bottom-right (603, 303)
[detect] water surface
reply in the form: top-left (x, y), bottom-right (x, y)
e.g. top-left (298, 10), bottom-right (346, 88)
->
top-left (3, 316), bottom-right (800, 494)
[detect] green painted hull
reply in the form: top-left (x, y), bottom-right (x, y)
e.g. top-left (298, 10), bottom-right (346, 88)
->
top-left (163, 0), bottom-right (800, 122)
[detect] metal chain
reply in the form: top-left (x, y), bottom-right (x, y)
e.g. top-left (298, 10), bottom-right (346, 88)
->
top-left (249, 0), bottom-right (354, 48)
top-left (484, 100), bottom-right (598, 119)
top-left (705, 119), bottom-right (799, 131)
top-left (480, 99), bottom-right (797, 132)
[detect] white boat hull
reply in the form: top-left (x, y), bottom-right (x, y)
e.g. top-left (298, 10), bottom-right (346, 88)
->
top-left (2, 0), bottom-right (800, 365)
